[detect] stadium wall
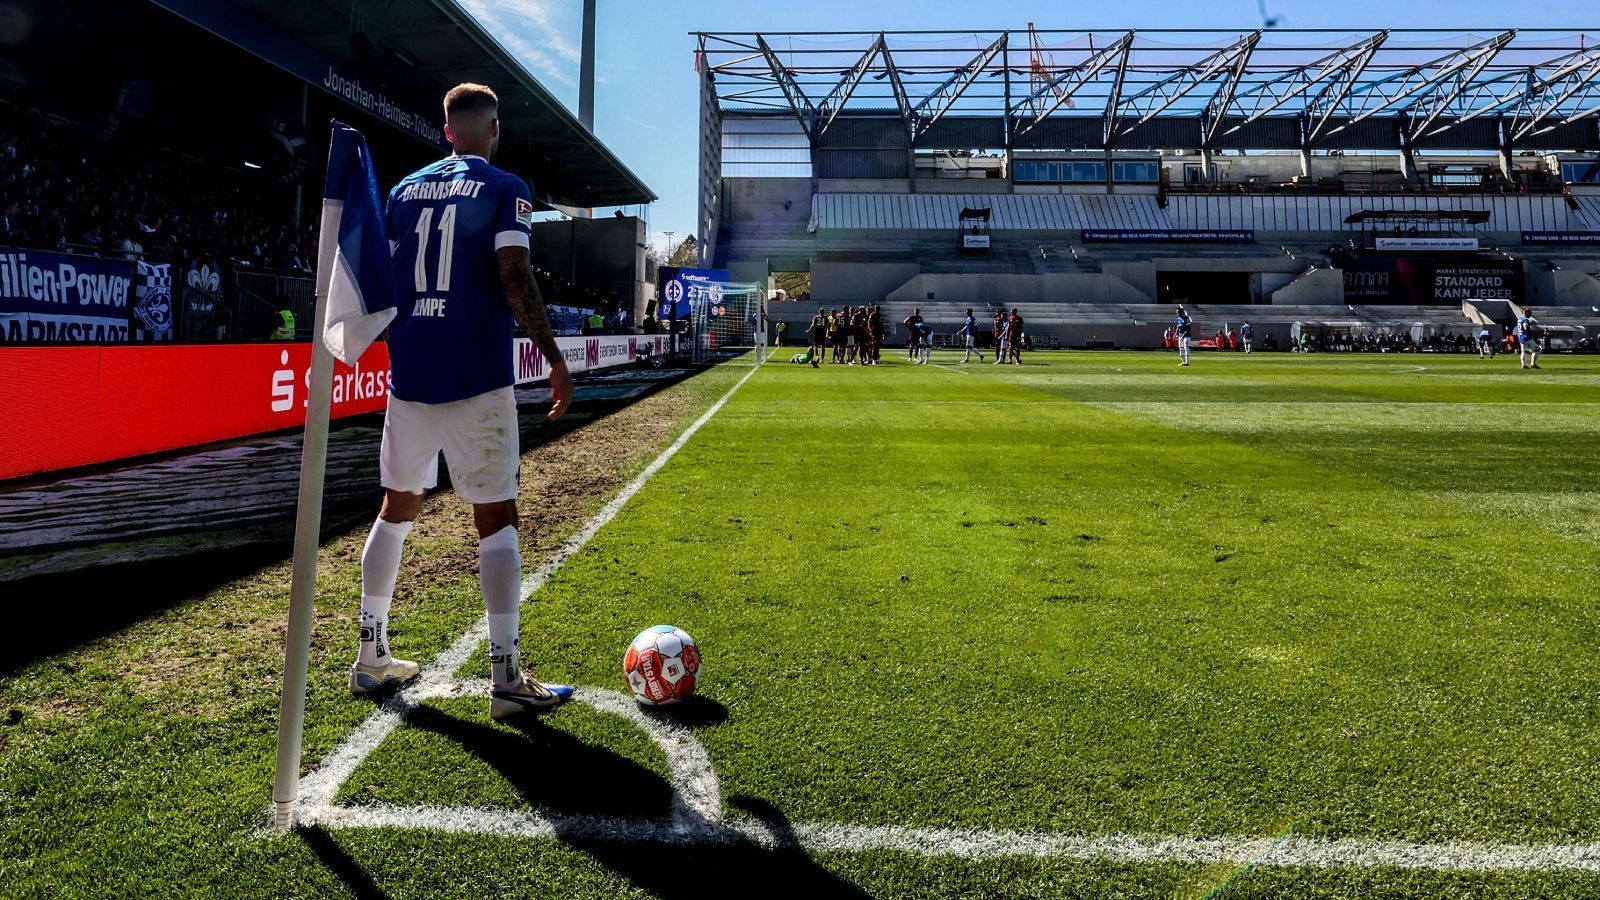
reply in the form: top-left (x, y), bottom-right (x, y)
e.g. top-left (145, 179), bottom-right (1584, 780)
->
top-left (812, 262), bottom-right (922, 304)
top-left (885, 273), bottom-right (1148, 305)
top-left (0, 335), bottom-right (668, 481)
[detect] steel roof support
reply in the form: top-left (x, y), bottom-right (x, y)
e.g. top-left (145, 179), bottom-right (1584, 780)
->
top-left (1403, 33), bottom-right (1515, 141)
top-left (908, 33), bottom-right (1008, 142)
top-left (880, 39), bottom-right (914, 130)
top-left (1102, 41), bottom-right (1132, 147)
top-left (1115, 31), bottom-right (1260, 137)
top-left (1226, 32), bottom-right (1389, 135)
top-left (816, 35), bottom-right (888, 139)
top-left (1010, 31), bottom-right (1134, 139)
top-left (1302, 31), bottom-right (1389, 143)
top-left (1331, 30), bottom-right (1515, 130)
top-left (1509, 51), bottom-right (1600, 139)
top-left (755, 35), bottom-right (818, 139)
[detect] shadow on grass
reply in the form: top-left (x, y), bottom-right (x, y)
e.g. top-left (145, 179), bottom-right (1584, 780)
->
top-left (296, 824), bottom-right (390, 900)
top-left (641, 693), bottom-right (729, 728)
top-left (414, 704), bottom-right (868, 898)
top-left (406, 704), bottom-right (674, 819)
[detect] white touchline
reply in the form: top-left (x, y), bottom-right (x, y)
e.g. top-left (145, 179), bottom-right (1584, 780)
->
top-left (293, 362), bottom-right (762, 813)
top-left (284, 361), bottom-right (1600, 875)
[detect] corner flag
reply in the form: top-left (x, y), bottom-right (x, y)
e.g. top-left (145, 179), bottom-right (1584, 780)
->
top-left (271, 121), bottom-right (394, 828)
top-left (321, 122), bottom-right (398, 364)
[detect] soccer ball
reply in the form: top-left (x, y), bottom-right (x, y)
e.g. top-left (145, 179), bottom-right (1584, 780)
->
top-left (623, 625), bottom-right (701, 706)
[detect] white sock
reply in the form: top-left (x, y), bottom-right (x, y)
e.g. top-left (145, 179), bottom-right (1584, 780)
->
top-left (480, 526), bottom-right (522, 689)
top-left (358, 518), bottom-right (412, 666)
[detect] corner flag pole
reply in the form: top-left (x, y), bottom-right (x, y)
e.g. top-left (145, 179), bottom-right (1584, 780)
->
top-left (270, 200), bottom-right (342, 830)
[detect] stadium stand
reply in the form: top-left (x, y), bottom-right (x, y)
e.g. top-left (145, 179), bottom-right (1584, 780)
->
top-left (698, 29), bottom-right (1600, 349)
top-left (0, 101), bottom-right (315, 271)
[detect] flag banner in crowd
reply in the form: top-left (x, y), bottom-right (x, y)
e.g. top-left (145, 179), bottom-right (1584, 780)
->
top-left (320, 121), bottom-right (398, 365)
top-left (0, 247), bottom-right (135, 343)
top-left (133, 261), bottom-right (173, 341)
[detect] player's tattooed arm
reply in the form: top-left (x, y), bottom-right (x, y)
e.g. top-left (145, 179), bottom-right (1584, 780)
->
top-left (497, 246), bottom-right (561, 361)
top-left (497, 245), bottom-right (573, 420)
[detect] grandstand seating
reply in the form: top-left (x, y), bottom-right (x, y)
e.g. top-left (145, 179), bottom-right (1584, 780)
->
top-left (0, 102), bottom-right (314, 272)
top-left (808, 192), bottom-right (1600, 236)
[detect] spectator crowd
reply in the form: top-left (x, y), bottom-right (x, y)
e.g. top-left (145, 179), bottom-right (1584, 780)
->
top-left (0, 102), bottom-right (314, 272)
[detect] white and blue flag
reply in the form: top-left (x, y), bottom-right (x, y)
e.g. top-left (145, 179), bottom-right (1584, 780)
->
top-left (319, 121), bottom-right (398, 365)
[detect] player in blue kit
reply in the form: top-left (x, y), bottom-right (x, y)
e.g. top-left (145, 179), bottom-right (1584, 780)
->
top-left (1175, 306), bottom-right (1193, 366)
top-left (959, 307), bottom-right (984, 363)
top-left (349, 83), bottom-right (576, 719)
top-left (1516, 310), bottom-right (1542, 369)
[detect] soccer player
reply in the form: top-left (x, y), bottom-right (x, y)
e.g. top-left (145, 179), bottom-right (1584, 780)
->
top-left (1240, 320), bottom-right (1253, 354)
top-left (829, 308), bottom-right (844, 363)
top-left (903, 308), bottom-right (924, 361)
top-left (350, 84), bottom-right (575, 718)
top-left (1007, 308), bottom-right (1025, 364)
top-left (870, 305), bottom-right (885, 363)
top-left (1517, 310), bottom-right (1542, 369)
top-left (1175, 305), bottom-right (1193, 366)
top-left (959, 307), bottom-right (985, 363)
top-left (916, 320), bottom-right (933, 364)
top-left (1477, 326), bottom-right (1494, 359)
top-left (995, 312), bottom-right (1011, 365)
top-left (808, 308), bottom-right (826, 369)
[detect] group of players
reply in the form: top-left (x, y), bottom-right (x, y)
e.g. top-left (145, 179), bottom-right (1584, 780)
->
top-left (800, 305), bottom-right (889, 367)
top-left (794, 305), bottom-right (1029, 368)
top-left (1171, 304), bottom-right (1548, 369)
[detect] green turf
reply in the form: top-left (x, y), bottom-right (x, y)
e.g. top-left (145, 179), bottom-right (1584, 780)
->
top-left (5, 349), bottom-right (1600, 897)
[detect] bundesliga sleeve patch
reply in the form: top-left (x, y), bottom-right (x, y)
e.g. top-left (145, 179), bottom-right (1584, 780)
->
top-left (515, 197), bottom-right (534, 227)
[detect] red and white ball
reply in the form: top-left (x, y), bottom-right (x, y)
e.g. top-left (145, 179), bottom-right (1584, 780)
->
top-left (623, 625), bottom-right (701, 706)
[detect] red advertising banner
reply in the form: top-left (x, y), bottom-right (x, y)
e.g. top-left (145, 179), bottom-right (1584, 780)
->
top-left (0, 343), bottom-right (391, 480)
top-left (1, 333), bottom-right (668, 481)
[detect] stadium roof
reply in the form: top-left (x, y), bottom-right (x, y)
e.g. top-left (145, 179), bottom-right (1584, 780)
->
top-left (226, 0), bottom-right (655, 206)
top-left (696, 29), bottom-right (1600, 151)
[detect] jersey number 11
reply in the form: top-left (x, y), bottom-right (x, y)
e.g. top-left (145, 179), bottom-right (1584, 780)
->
top-left (413, 205), bottom-right (458, 292)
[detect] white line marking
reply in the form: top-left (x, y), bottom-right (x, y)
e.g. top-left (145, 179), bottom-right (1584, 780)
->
top-left (301, 800), bottom-right (1600, 873)
top-left (291, 363), bottom-right (761, 814)
top-left (932, 363), bottom-right (972, 375)
top-left (285, 360), bottom-right (1600, 874)
top-left (424, 681), bottom-right (722, 826)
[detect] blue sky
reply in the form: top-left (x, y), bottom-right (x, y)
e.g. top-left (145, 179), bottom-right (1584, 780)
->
top-left (458, 0), bottom-right (1589, 253)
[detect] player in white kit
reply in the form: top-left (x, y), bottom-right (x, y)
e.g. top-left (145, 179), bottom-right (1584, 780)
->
top-left (348, 84), bottom-right (576, 719)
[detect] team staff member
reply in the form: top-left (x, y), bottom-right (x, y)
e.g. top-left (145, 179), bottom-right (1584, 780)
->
top-left (350, 83), bottom-right (575, 718)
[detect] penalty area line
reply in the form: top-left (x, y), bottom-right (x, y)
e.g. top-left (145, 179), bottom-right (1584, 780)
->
top-left (289, 362), bottom-right (762, 815)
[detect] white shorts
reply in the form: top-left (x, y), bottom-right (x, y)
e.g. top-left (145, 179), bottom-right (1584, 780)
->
top-left (965, 334), bottom-right (976, 347)
top-left (380, 386), bottom-right (520, 504)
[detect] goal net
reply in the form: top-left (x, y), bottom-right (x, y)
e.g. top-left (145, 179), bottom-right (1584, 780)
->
top-left (689, 281), bottom-right (768, 365)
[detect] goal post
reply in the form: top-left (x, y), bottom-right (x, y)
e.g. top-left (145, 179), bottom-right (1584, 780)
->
top-left (689, 281), bottom-right (768, 365)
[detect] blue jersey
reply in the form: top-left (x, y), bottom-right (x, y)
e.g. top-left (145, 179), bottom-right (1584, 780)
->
top-left (385, 154), bottom-right (534, 404)
top-left (964, 314), bottom-right (977, 333)
top-left (1241, 323), bottom-right (1252, 338)
top-left (1176, 314), bottom-right (1192, 336)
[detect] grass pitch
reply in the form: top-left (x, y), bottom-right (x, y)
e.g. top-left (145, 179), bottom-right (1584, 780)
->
top-left (4, 349), bottom-right (1600, 898)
